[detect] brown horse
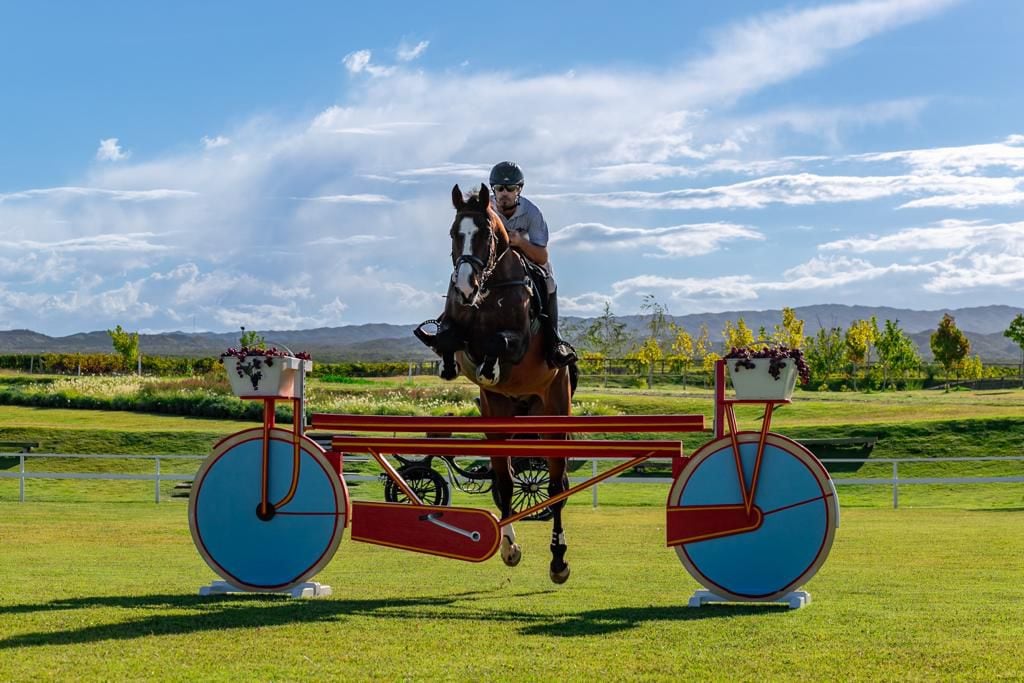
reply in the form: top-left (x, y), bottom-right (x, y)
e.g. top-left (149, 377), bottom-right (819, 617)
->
top-left (438, 182), bottom-right (575, 584)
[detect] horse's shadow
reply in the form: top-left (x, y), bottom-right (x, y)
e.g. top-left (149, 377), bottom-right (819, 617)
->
top-left (0, 588), bottom-right (789, 647)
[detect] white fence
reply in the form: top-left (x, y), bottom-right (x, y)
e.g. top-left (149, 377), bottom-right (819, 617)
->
top-left (2, 453), bottom-right (1023, 508)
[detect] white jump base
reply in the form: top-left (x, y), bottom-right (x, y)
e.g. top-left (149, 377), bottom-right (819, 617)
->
top-left (199, 580), bottom-right (333, 599)
top-left (688, 589), bottom-right (811, 610)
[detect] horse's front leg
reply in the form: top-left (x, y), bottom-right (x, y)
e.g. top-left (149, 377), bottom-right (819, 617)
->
top-left (439, 351), bottom-right (459, 381)
top-left (492, 455), bottom-right (522, 567)
top-left (547, 456), bottom-right (570, 584)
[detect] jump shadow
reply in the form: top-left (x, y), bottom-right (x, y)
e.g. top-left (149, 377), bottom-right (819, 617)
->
top-left (519, 603), bottom-right (792, 637)
top-left (0, 587), bottom-right (788, 647)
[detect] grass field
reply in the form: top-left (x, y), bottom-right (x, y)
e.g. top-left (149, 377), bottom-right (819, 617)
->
top-left (0, 382), bottom-right (1022, 679)
top-left (0, 503), bottom-right (1021, 681)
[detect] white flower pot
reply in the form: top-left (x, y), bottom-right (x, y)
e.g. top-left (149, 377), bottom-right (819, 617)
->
top-left (727, 357), bottom-right (797, 400)
top-left (222, 355), bottom-right (312, 399)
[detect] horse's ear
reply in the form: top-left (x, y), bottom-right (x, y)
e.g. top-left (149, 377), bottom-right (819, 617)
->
top-left (452, 184), bottom-right (464, 209)
top-left (479, 183), bottom-right (489, 206)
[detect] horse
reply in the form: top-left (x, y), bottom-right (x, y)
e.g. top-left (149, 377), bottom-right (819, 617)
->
top-left (431, 182), bottom-right (576, 584)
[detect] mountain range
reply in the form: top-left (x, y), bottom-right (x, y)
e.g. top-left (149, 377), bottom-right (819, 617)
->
top-left (1, 304), bottom-right (1022, 363)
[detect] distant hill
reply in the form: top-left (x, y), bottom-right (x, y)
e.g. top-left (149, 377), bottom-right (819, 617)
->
top-left (1, 304), bottom-right (1022, 363)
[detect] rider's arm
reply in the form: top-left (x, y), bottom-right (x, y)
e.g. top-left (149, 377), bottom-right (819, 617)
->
top-left (508, 229), bottom-right (549, 266)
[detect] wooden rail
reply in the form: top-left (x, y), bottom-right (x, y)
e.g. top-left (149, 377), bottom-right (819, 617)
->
top-left (332, 436), bottom-right (684, 459)
top-left (309, 414), bottom-right (705, 434)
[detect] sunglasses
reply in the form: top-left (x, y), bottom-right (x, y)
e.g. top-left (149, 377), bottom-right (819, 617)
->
top-left (492, 184), bottom-right (521, 193)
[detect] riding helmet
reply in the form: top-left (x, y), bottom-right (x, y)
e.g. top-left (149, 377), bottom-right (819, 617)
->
top-left (489, 161), bottom-right (524, 187)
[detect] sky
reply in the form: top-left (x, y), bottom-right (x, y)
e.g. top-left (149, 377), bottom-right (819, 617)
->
top-left (1, 0), bottom-right (1023, 336)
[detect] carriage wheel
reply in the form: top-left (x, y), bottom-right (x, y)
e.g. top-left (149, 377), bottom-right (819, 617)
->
top-left (668, 432), bottom-right (839, 601)
top-left (189, 428), bottom-right (348, 592)
top-left (491, 458), bottom-right (555, 521)
top-left (383, 466), bottom-right (450, 506)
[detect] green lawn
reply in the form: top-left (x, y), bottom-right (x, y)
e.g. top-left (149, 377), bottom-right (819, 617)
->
top-left (0, 503), bottom-right (1020, 680)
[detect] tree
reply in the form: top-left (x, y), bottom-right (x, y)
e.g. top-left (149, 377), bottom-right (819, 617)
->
top-left (961, 355), bottom-right (984, 382)
top-left (844, 317), bottom-right (877, 390)
top-left (1004, 313), bottom-right (1024, 388)
top-left (582, 302), bottom-right (629, 386)
top-left (667, 323), bottom-right (695, 389)
top-left (629, 338), bottom-right (663, 389)
top-left (773, 307), bottom-right (806, 350)
top-left (694, 324), bottom-right (714, 387)
top-left (930, 313), bottom-right (971, 388)
top-left (631, 295), bottom-right (672, 388)
top-left (875, 319), bottom-right (920, 389)
top-left (804, 327), bottom-right (844, 384)
top-left (722, 317), bottom-right (755, 351)
top-left (107, 324), bottom-right (139, 373)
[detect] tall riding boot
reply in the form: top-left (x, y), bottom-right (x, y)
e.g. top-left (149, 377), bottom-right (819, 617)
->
top-left (545, 292), bottom-right (578, 368)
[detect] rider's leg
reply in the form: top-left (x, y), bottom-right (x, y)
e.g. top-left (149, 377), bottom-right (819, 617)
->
top-left (545, 290), bottom-right (578, 368)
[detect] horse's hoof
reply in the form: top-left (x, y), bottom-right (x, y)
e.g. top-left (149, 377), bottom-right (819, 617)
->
top-left (550, 563), bottom-right (570, 584)
top-left (500, 537), bottom-right (522, 567)
top-left (439, 361), bottom-right (459, 381)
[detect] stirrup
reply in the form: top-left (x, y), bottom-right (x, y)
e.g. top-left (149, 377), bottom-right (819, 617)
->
top-left (414, 319), bottom-right (441, 347)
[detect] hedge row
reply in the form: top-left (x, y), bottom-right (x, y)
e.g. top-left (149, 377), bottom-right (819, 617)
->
top-left (0, 387), bottom-right (296, 423)
top-left (0, 353), bottom-right (421, 379)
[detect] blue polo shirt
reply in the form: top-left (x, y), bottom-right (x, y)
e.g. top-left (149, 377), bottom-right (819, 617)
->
top-left (491, 195), bottom-right (554, 280)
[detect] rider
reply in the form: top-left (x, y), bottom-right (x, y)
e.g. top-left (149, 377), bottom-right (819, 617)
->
top-left (488, 161), bottom-right (577, 368)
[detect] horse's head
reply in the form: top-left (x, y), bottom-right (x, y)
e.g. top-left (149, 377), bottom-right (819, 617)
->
top-left (449, 183), bottom-right (509, 305)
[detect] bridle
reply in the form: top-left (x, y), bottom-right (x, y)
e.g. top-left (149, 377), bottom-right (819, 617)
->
top-left (451, 210), bottom-right (529, 306)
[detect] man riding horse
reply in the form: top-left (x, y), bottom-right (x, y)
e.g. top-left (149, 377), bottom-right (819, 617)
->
top-left (414, 164), bottom-right (580, 583)
top-left (416, 161), bottom-right (577, 372)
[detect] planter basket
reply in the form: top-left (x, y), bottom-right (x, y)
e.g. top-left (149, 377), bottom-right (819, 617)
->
top-left (223, 355), bottom-right (312, 399)
top-left (727, 358), bottom-right (797, 400)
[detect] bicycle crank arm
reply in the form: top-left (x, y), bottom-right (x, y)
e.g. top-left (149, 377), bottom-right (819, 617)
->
top-left (420, 512), bottom-right (481, 542)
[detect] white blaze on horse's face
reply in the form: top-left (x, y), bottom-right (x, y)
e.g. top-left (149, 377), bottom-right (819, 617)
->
top-left (455, 216), bottom-right (478, 300)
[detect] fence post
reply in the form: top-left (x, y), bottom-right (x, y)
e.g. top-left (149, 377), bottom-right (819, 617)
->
top-left (155, 456), bottom-right (161, 503)
top-left (19, 454), bottom-right (25, 503)
top-left (592, 459), bottom-right (598, 508)
top-left (893, 461), bottom-right (899, 509)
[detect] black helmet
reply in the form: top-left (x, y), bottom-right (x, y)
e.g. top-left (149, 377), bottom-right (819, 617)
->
top-left (489, 161), bottom-right (524, 187)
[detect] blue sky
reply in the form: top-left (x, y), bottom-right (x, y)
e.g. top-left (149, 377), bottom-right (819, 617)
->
top-left (2, 0), bottom-right (1023, 335)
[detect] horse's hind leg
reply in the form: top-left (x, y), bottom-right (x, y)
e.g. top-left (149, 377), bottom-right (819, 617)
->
top-left (547, 457), bottom-right (570, 584)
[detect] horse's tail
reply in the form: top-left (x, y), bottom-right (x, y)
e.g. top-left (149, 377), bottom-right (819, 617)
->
top-left (568, 361), bottom-right (579, 397)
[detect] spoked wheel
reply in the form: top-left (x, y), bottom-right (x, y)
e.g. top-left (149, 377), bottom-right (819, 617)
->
top-left (492, 458), bottom-right (555, 521)
top-left (189, 428), bottom-right (348, 592)
top-left (383, 466), bottom-right (450, 506)
top-left (668, 432), bottom-right (839, 601)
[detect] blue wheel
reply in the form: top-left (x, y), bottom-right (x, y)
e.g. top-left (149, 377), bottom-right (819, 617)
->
top-left (189, 428), bottom-right (349, 591)
top-left (668, 432), bottom-right (838, 601)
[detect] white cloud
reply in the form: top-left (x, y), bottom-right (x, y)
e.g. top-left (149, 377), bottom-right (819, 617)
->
top-left (680, 0), bottom-right (961, 105)
top-left (202, 135), bottom-right (231, 149)
top-left (397, 40), bottom-right (429, 62)
top-left (297, 194), bottom-right (396, 204)
top-left (8, 233), bottom-right (169, 253)
top-left (96, 138), bottom-right (129, 161)
top-left (306, 234), bottom-right (394, 246)
top-left (539, 173), bottom-right (1020, 211)
top-left (0, 187), bottom-right (197, 203)
top-left (343, 49), bottom-right (396, 77)
top-left (551, 221), bottom-right (762, 257)
top-left (852, 134), bottom-right (1024, 175)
